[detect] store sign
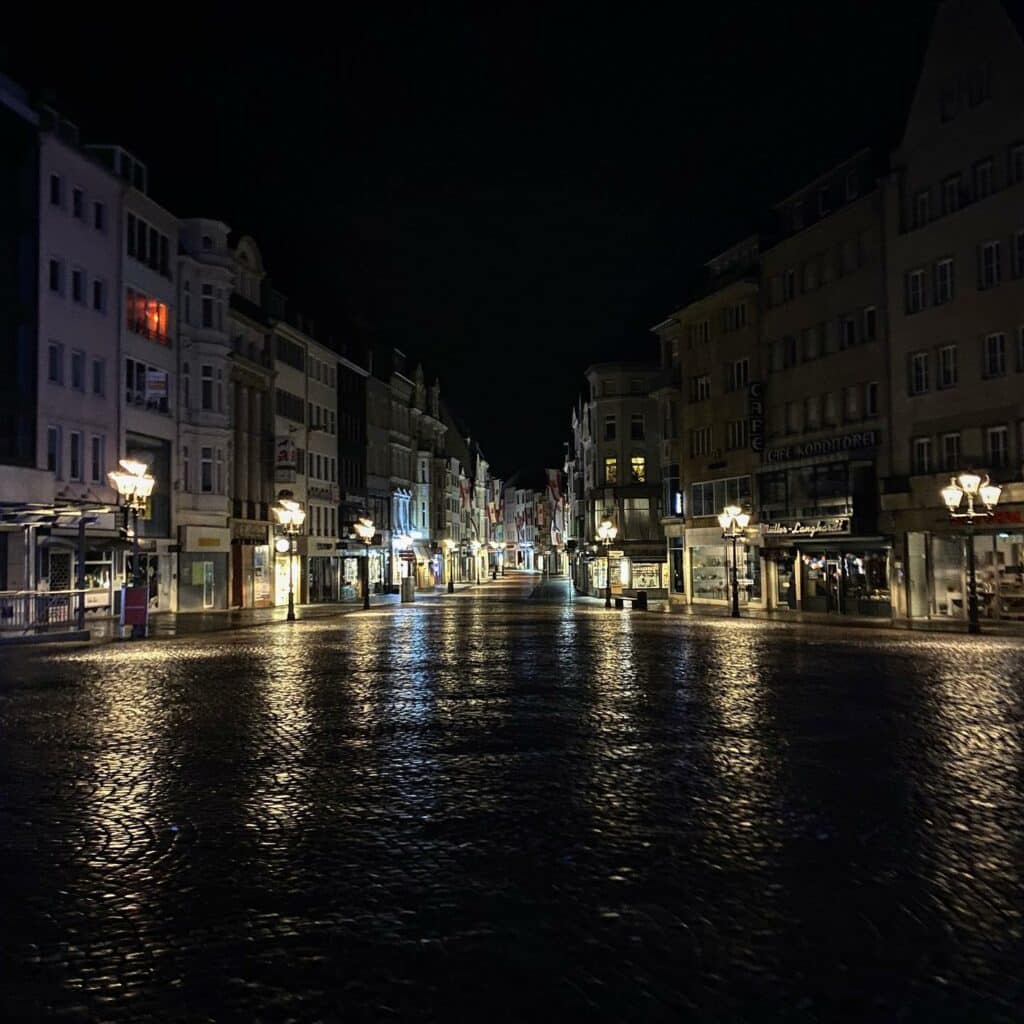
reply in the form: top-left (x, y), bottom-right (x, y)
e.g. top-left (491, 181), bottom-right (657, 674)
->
top-left (764, 517), bottom-right (851, 538)
top-left (748, 382), bottom-right (764, 453)
top-left (182, 525), bottom-right (231, 553)
top-left (766, 430), bottom-right (878, 464)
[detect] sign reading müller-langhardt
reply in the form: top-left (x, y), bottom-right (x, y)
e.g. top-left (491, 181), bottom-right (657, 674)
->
top-left (765, 429), bottom-right (878, 464)
top-left (764, 517), bottom-right (851, 538)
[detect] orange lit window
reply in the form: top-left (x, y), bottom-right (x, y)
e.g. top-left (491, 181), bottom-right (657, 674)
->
top-left (125, 288), bottom-right (169, 344)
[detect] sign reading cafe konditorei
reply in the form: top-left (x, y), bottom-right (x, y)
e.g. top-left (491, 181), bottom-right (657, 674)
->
top-left (764, 517), bottom-right (852, 538)
top-left (748, 382), bottom-right (764, 453)
top-left (765, 430), bottom-right (879, 464)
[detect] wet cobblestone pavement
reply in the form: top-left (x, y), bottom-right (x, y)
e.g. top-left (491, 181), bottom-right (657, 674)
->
top-left (1, 575), bottom-right (1022, 1022)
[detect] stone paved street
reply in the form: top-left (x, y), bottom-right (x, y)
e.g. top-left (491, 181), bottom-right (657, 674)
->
top-left (1, 574), bottom-right (1022, 1022)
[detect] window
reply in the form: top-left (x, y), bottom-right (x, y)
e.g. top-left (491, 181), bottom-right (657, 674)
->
top-left (791, 202), bottom-right (804, 231)
top-left (182, 446), bottom-right (190, 490)
top-left (125, 288), bottom-right (169, 343)
top-left (690, 427), bottom-right (711, 457)
top-left (91, 358), bottom-right (104, 395)
top-left (690, 375), bottom-right (711, 402)
top-left (1019, 326), bottom-right (1024, 372)
top-left (863, 306), bottom-right (877, 342)
top-left (728, 358), bottom-right (749, 392)
top-left (987, 426), bottom-right (1009, 468)
top-left (603, 456), bottom-right (618, 485)
top-left (910, 352), bottom-right (929, 395)
top-left (942, 433), bottom-right (960, 471)
top-left (69, 431), bottom-right (82, 481)
top-left (92, 279), bottom-right (105, 312)
top-left (845, 170), bottom-right (859, 200)
top-left (785, 400), bottom-right (801, 434)
top-left (47, 342), bottom-right (64, 384)
top-left (690, 476), bottom-right (751, 518)
top-left (938, 344), bottom-right (957, 389)
top-left (201, 284), bottom-right (213, 328)
top-left (604, 415), bottom-right (616, 441)
top-left (984, 333), bottom-right (1007, 377)
top-left (49, 257), bottom-right (63, 294)
top-left (818, 186), bottom-right (829, 215)
top-left (630, 414), bottom-right (644, 441)
top-left (907, 268), bottom-right (926, 312)
top-left (1011, 144), bottom-right (1024, 185)
top-left (801, 327), bottom-right (819, 361)
top-left (71, 268), bottom-right (84, 303)
top-left (914, 190), bottom-right (930, 227)
top-left (93, 201), bottom-right (105, 232)
top-left (943, 176), bottom-right (961, 214)
top-left (841, 316), bottom-right (857, 349)
top-left (90, 435), bottom-right (103, 483)
top-left (201, 364), bottom-right (213, 410)
top-left (980, 241), bottom-right (1001, 289)
top-left (843, 385), bottom-right (861, 421)
top-left (127, 214), bottom-right (172, 278)
top-left (602, 379), bottom-right (617, 396)
top-left (865, 381), bottom-right (879, 418)
top-left (72, 188), bottom-right (83, 219)
top-left (912, 437), bottom-right (932, 475)
top-left (70, 350), bottom-right (84, 391)
top-left (201, 447), bottom-right (213, 492)
top-left (46, 426), bottom-right (61, 476)
top-left (968, 64), bottom-right (991, 107)
top-left (1014, 230), bottom-right (1024, 278)
top-left (804, 395), bottom-right (821, 430)
top-left (726, 419), bottom-right (748, 450)
top-left (724, 302), bottom-right (747, 332)
top-left (783, 335), bottom-right (797, 368)
top-left (935, 258), bottom-right (954, 304)
top-left (974, 159), bottom-right (993, 200)
top-left (823, 392), bottom-right (838, 426)
top-left (125, 357), bottom-right (170, 413)
top-left (49, 173), bottom-right (63, 207)
top-left (216, 449), bottom-right (224, 493)
top-left (783, 268), bottom-right (796, 301)
top-left (630, 456), bottom-right (646, 483)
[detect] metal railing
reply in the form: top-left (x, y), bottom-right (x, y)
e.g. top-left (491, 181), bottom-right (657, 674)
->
top-left (0, 590), bottom-right (86, 634)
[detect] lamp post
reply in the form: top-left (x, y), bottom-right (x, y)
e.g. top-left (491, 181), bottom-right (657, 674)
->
top-left (108, 458), bottom-right (156, 639)
top-left (442, 538), bottom-right (456, 593)
top-left (941, 472), bottom-right (1001, 634)
top-left (718, 504), bottom-right (751, 619)
top-left (489, 540), bottom-right (500, 580)
top-left (597, 518), bottom-right (617, 608)
top-left (471, 539), bottom-right (481, 584)
top-left (353, 516), bottom-right (375, 610)
top-left (272, 497), bottom-right (306, 621)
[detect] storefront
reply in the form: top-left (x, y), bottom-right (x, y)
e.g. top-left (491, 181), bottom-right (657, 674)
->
top-left (308, 540), bottom-right (341, 602)
top-left (178, 525), bottom-right (230, 611)
top-left (231, 521), bottom-right (272, 608)
top-left (903, 507), bottom-right (1024, 623)
top-left (685, 525), bottom-right (763, 607)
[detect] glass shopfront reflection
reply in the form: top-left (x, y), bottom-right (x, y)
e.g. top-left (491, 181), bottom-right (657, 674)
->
top-left (800, 548), bottom-right (891, 617)
top-left (690, 543), bottom-right (761, 604)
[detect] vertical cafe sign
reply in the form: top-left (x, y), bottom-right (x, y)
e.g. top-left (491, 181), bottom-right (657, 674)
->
top-left (275, 436), bottom-right (297, 483)
top-left (748, 382), bottom-right (764, 453)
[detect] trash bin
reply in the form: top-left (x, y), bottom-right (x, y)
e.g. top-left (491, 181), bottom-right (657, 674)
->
top-left (634, 590), bottom-right (648, 610)
top-left (400, 576), bottom-right (415, 603)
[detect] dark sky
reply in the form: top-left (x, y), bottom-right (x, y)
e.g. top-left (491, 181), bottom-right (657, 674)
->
top-left (3, 2), bottom-right (946, 474)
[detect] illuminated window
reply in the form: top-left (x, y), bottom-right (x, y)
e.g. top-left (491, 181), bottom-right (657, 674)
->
top-left (630, 456), bottom-right (646, 483)
top-left (125, 288), bottom-right (169, 343)
top-left (604, 457), bottom-right (618, 484)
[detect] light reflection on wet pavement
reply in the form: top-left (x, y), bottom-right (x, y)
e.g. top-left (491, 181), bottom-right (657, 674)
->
top-left (1, 575), bottom-right (1021, 1021)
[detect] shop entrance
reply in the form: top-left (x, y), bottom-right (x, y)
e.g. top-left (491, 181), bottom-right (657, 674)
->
top-left (800, 548), bottom-right (891, 617)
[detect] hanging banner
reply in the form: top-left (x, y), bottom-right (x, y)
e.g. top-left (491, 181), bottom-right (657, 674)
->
top-left (275, 436), bottom-right (297, 483)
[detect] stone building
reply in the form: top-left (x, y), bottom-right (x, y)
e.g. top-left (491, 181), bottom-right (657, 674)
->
top-left (881, 0), bottom-right (1024, 626)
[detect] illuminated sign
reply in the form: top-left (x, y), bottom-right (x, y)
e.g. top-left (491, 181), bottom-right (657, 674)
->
top-left (764, 517), bottom-right (851, 538)
top-left (748, 382), bottom-right (764, 452)
top-left (765, 430), bottom-right (878, 464)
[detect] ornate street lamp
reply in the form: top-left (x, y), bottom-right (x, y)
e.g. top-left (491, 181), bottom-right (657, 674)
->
top-left (470, 539), bottom-right (481, 584)
top-left (108, 458), bottom-right (156, 588)
top-left (353, 516), bottom-right (375, 610)
top-left (941, 472), bottom-right (1001, 634)
top-left (718, 504), bottom-right (751, 619)
top-left (442, 537), bottom-right (456, 593)
top-left (272, 497), bottom-right (306, 621)
top-left (597, 518), bottom-right (618, 608)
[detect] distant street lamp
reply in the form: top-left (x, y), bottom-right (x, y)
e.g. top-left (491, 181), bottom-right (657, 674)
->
top-left (273, 497), bottom-right (307, 621)
top-left (353, 516), bottom-right (375, 610)
top-left (108, 458), bottom-right (156, 639)
top-left (442, 538), bottom-right (456, 593)
top-left (597, 518), bottom-right (617, 609)
top-left (471, 539), bottom-right (481, 584)
top-left (718, 504), bottom-right (751, 619)
top-left (941, 472), bottom-right (1001, 634)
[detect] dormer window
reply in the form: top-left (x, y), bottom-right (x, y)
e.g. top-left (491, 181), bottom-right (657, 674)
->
top-left (202, 235), bottom-right (213, 250)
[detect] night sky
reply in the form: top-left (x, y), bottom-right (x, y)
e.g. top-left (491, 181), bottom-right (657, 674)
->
top-left (3, 2), bottom-right (946, 474)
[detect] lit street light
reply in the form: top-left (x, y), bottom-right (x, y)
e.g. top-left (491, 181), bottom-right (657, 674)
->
top-left (718, 504), bottom-right (751, 619)
top-left (597, 518), bottom-right (617, 609)
top-left (442, 537), bottom-right (456, 593)
top-left (353, 516), bottom-right (375, 610)
top-left (108, 458), bottom-right (156, 639)
top-left (941, 471), bottom-right (1001, 634)
top-left (272, 497), bottom-right (307, 621)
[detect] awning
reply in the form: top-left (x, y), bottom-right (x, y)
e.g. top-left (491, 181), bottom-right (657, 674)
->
top-left (793, 536), bottom-right (892, 552)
